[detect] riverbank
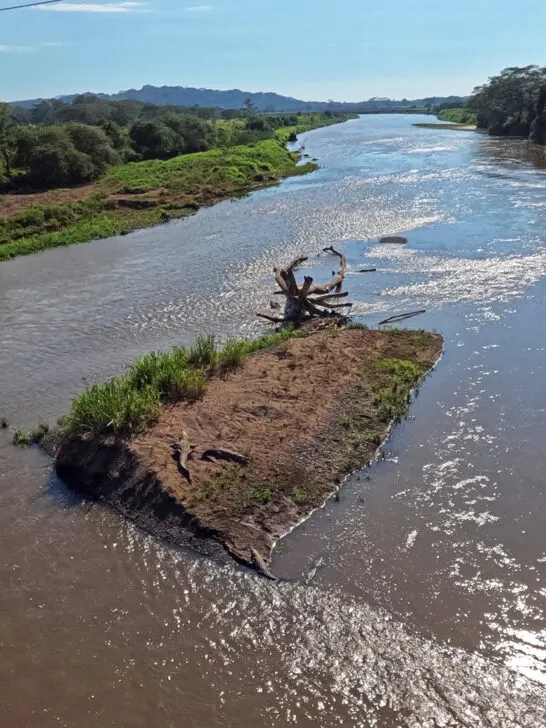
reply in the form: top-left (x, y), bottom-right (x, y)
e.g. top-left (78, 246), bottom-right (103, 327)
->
top-left (0, 115), bottom-right (354, 262)
top-left (412, 107), bottom-right (478, 132)
top-left (54, 327), bottom-right (443, 572)
top-left (413, 121), bottom-right (478, 131)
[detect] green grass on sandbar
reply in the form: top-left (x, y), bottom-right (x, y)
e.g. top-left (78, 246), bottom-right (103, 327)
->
top-left (371, 357), bottom-right (427, 421)
top-left (62, 329), bottom-right (297, 439)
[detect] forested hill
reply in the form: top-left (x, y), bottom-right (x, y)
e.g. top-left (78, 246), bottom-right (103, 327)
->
top-left (10, 85), bottom-right (466, 113)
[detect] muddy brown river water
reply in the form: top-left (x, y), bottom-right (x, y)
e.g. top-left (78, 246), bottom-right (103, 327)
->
top-left (1, 115), bottom-right (546, 727)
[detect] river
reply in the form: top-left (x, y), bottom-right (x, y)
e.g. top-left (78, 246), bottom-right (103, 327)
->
top-left (1, 115), bottom-right (545, 727)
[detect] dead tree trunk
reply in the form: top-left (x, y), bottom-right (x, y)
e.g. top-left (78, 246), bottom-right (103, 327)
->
top-left (257, 246), bottom-right (356, 327)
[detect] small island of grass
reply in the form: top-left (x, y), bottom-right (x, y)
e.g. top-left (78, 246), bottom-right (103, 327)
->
top-left (54, 326), bottom-right (443, 573)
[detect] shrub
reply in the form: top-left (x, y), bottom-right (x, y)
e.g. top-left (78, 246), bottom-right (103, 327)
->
top-left (12, 429), bottom-right (32, 447)
top-left (244, 485), bottom-right (273, 506)
top-left (216, 338), bottom-right (247, 375)
top-left (245, 117), bottom-right (272, 132)
top-left (65, 379), bottom-right (161, 437)
top-left (12, 123), bottom-right (118, 188)
top-left (64, 122), bottom-right (120, 173)
top-left (130, 119), bottom-right (181, 160)
top-left (176, 369), bottom-right (208, 402)
top-left (187, 334), bottom-right (217, 370)
top-left (12, 423), bottom-right (50, 447)
top-left (129, 115), bottom-right (213, 160)
top-left (292, 487), bottom-right (310, 504)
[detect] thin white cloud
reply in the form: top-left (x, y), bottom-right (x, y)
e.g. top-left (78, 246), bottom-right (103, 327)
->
top-left (185, 5), bottom-right (214, 11)
top-left (38, 2), bottom-right (145, 12)
top-left (0, 44), bottom-right (32, 52)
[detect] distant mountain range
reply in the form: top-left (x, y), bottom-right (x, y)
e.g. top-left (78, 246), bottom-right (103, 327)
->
top-left (11, 85), bottom-right (466, 112)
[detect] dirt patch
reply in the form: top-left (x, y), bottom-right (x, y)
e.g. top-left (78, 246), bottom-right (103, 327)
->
top-left (55, 328), bottom-right (443, 571)
top-left (0, 184), bottom-right (99, 218)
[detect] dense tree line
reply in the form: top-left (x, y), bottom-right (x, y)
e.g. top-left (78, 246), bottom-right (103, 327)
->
top-left (467, 66), bottom-right (546, 143)
top-left (9, 94), bottom-right (244, 127)
top-left (0, 96), bottom-right (346, 190)
top-left (0, 106), bottom-right (218, 188)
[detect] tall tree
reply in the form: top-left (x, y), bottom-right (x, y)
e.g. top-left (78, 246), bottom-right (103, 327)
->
top-left (0, 103), bottom-right (15, 178)
top-left (468, 65), bottom-right (546, 139)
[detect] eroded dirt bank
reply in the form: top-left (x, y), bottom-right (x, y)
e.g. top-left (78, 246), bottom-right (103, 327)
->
top-left (55, 328), bottom-right (443, 570)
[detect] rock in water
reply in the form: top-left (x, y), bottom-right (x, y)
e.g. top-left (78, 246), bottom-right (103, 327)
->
top-left (379, 235), bottom-right (408, 244)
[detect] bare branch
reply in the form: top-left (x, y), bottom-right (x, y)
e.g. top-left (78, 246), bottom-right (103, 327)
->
top-left (378, 309), bottom-right (426, 325)
top-left (286, 255), bottom-right (309, 272)
top-left (273, 267), bottom-right (289, 293)
top-left (307, 290), bottom-right (349, 303)
top-left (308, 246), bottom-right (347, 294)
top-left (256, 313), bottom-right (289, 324)
top-left (313, 302), bottom-right (353, 310)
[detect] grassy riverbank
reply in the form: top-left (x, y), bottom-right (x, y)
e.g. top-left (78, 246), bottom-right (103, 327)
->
top-left (55, 327), bottom-right (443, 569)
top-left (0, 140), bottom-right (314, 261)
top-left (437, 108), bottom-right (477, 125)
top-left (0, 114), bottom-right (353, 262)
top-left (412, 108), bottom-right (478, 132)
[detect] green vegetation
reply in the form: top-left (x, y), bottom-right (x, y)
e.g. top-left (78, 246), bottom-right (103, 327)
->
top-left (344, 321), bottom-right (368, 330)
top-left (292, 487), bottom-right (311, 505)
top-left (273, 111), bottom-right (356, 143)
top-left (437, 108), bottom-right (477, 125)
top-left (372, 357), bottom-right (426, 421)
top-left (0, 108), bottom-right (353, 261)
top-left (8, 94), bottom-right (239, 127)
top-left (129, 114), bottom-right (215, 160)
top-left (332, 352), bottom-right (428, 474)
top-left (12, 423), bottom-right (49, 447)
top-left (12, 429), bottom-right (32, 447)
top-left (0, 140), bottom-right (317, 261)
top-left (64, 380), bottom-right (161, 439)
top-left (63, 329), bottom-right (297, 439)
top-left (412, 122), bottom-right (476, 130)
top-left (0, 96), bottom-right (250, 186)
top-left (244, 485), bottom-right (273, 506)
top-left (467, 65), bottom-right (546, 142)
top-left (101, 137), bottom-right (314, 195)
top-left (0, 99), bottom-right (351, 191)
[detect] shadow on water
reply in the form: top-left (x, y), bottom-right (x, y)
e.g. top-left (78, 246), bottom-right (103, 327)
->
top-left (46, 466), bottom-right (88, 509)
top-left (474, 137), bottom-right (546, 170)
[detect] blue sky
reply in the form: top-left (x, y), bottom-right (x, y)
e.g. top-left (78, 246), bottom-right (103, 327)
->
top-left (1, 0), bottom-right (545, 102)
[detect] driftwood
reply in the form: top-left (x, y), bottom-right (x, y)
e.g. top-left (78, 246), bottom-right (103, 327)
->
top-left (258, 245), bottom-right (364, 327)
top-left (201, 448), bottom-right (249, 465)
top-left (378, 309), bottom-right (426, 325)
